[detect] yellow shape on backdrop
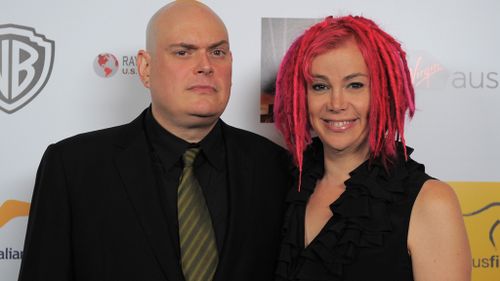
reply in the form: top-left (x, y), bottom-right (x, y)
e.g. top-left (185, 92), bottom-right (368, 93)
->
top-left (449, 182), bottom-right (500, 281)
top-left (0, 200), bottom-right (31, 228)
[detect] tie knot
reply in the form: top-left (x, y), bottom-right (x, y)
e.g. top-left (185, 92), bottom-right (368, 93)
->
top-left (182, 147), bottom-right (200, 167)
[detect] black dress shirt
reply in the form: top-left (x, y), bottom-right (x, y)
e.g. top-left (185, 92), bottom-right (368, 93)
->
top-left (144, 109), bottom-right (228, 254)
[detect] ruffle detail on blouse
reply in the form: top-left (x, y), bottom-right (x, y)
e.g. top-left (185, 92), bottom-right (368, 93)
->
top-left (275, 138), bottom-right (424, 281)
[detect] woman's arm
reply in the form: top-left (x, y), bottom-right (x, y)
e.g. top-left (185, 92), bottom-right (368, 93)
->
top-left (408, 180), bottom-right (472, 281)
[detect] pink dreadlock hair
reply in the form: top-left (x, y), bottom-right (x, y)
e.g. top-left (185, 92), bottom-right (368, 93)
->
top-left (274, 15), bottom-right (415, 189)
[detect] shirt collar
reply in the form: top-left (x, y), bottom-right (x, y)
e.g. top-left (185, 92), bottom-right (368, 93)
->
top-left (198, 119), bottom-right (225, 171)
top-left (145, 108), bottom-right (225, 171)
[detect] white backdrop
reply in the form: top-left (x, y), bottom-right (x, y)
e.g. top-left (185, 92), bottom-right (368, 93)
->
top-left (1, 0), bottom-right (499, 279)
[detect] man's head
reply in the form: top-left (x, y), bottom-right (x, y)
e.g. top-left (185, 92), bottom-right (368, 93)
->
top-left (137, 0), bottom-right (232, 142)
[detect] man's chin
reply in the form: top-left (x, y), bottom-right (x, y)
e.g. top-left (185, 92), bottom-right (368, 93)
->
top-left (187, 113), bottom-right (221, 127)
top-left (191, 112), bottom-right (217, 118)
top-left (189, 110), bottom-right (221, 118)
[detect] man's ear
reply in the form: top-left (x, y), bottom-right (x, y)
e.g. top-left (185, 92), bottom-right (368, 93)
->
top-left (137, 50), bottom-right (151, 88)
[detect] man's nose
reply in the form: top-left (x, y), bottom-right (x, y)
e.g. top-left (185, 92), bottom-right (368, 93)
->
top-left (195, 52), bottom-right (214, 75)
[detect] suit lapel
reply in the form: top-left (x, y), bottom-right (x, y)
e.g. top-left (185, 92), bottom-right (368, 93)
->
top-left (215, 123), bottom-right (257, 280)
top-left (113, 114), bottom-right (183, 281)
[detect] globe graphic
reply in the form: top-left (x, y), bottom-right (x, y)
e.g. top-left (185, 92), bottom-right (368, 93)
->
top-left (93, 53), bottom-right (119, 78)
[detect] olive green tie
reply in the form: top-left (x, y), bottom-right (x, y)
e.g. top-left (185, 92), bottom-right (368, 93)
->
top-left (178, 148), bottom-right (218, 281)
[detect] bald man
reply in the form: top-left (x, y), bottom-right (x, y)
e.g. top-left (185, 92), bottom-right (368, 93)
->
top-left (18, 1), bottom-right (290, 281)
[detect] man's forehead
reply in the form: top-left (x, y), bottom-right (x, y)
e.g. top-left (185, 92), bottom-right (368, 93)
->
top-left (166, 40), bottom-right (230, 50)
top-left (158, 21), bottom-right (229, 46)
top-left (146, 1), bottom-right (229, 51)
top-left (160, 15), bottom-right (227, 34)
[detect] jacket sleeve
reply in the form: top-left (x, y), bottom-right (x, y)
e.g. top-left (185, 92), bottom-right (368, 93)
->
top-left (18, 144), bottom-right (73, 281)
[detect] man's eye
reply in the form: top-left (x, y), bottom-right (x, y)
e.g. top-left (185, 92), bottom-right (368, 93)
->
top-left (212, 49), bottom-right (226, 57)
top-left (175, 50), bottom-right (188, 56)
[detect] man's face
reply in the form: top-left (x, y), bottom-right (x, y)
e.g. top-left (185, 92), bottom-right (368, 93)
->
top-left (139, 7), bottom-right (232, 137)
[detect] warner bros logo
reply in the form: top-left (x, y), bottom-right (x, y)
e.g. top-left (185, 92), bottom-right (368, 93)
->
top-left (0, 24), bottom-right (55, 114)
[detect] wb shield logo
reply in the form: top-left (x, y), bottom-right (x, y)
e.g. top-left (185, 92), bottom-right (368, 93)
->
top-left (0, 24), bottom-right (55, 114)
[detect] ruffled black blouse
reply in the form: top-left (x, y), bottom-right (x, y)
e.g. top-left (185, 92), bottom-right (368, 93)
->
top-left (275, 138), bottom-right (432, 281)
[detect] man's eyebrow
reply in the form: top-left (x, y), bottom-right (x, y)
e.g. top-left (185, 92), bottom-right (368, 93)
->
top-left (208, 40), bottom-right (229, 49)
top-left (168, 40), bottom-right (229, 51)
top-left (168, 43), bottom-right (198, 50)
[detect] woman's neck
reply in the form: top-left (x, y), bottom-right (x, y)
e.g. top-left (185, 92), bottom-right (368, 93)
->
top-left (322, 142), bottom-right (370, 186)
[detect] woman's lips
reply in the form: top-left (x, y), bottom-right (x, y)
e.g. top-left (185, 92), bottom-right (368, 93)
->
top-left (322, 118), bottom-right (357, 132)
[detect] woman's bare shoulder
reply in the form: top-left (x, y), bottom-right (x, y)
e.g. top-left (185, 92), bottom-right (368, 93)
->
top-left (407, 179), bottom-right (472, 281)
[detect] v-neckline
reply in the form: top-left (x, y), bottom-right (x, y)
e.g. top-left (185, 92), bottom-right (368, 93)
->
top-left (302, 189), bottom-right (345, 250)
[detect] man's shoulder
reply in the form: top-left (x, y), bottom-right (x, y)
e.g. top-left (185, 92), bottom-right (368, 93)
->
top-left (221, 121), bottom-right (284, 152)
top-left (52, 115), bottom-right (143, 153)
top-left (220, 121), bottom-right (293, 168)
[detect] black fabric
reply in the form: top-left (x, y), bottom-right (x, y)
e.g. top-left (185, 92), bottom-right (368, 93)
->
top-left (275, 138), bottom-right (432, 281)
top-left (19, 108), bottom-right (291, 281)
top-left (144, 109), bottom-right (228, 253)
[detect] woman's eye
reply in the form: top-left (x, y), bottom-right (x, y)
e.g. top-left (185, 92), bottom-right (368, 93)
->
top-left (348, 82), bottom-right (364, 89)
top-left (311, 84), bottom-right (329, 91)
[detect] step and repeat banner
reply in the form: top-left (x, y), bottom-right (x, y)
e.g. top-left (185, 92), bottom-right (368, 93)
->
top-left (1, 0), bottom-right (499, 280)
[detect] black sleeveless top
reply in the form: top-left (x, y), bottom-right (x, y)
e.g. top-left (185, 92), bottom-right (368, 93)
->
top-left (275, 139), bottom-right (432, 281)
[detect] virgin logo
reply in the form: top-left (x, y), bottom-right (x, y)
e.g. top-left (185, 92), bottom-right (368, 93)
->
top-left (409, 56), bottom-right (446, 89)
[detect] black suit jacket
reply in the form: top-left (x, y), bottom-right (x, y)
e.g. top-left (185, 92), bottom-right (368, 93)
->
top-left (18, 110), bottom-right (291, 281)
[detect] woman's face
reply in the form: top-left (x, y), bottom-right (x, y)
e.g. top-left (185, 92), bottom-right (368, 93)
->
top-left (307, 38), bottom-right (370, 156)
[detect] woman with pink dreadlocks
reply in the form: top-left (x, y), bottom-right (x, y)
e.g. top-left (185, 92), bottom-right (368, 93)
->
top-left (274, 16), bottom-right (471, 281)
